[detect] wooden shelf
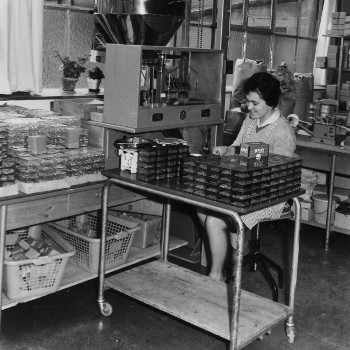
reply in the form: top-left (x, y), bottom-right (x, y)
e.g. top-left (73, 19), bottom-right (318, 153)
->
top-left (323, 34), bottom-right (350, 39)
top-left (105, 260), bottom-right (292, 349)
top-left (291, 217), bottom-right (350, 235)
top-left (84, 119), bottom-right (224, 134)
top-left (44, 3), bottom-right (95, 13)
top-left (2, 237), bottom-right (187, 310)
top-left (319, 67), bottom-right (350, 72)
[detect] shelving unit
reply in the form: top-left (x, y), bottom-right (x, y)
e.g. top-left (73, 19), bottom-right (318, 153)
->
top-left (296, 137), bottom-right (350, 249)
top-left (294, 217), bottom-right (350, 235)
top-left (0, 182), bottom-right (185, 320)
top-left (322, 34), bottom-right (350, 112)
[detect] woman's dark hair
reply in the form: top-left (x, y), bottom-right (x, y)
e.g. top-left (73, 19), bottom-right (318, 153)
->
top-left (243, 72), bottom-right (281, 108)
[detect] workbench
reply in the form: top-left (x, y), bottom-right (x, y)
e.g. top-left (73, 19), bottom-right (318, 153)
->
top-left (97, 169), bottom-right (302, 350)
top-left (0, 181), bottom-right (187, 327)
top-left (296, 137), bottom-right (350, 250)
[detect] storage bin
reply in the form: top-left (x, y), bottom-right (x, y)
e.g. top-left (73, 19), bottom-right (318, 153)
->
top-left (312, 194), bottom-right (339, 225)
top-left (108, 210), bottom-right (162, 249)
top-left (3, 225), bottom-right (76, 300)
top-left (51, 212), bottom-right (140, 274)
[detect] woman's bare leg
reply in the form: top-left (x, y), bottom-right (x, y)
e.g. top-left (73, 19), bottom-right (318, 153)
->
top-left (205, 215), bottom-right (228, 281)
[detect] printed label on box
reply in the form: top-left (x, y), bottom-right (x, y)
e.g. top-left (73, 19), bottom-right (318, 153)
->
top-left (240, 142), bottom-right (269, 159)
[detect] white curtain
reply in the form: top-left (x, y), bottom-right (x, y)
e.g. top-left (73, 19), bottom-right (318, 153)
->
top-left (0, 0), bottom-right (43, 94)
top-left (313, 0), bottom-right (336, 86)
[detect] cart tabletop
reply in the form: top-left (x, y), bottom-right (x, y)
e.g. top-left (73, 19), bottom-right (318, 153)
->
top-left (102, 168), bottom-right (304, 215)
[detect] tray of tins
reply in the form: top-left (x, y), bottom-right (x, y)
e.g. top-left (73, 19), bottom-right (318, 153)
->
top-left (137, 161), bottom-right (181, 182)
top-left (182, 179), bottom-right (301, 207)
top-left (180, 154), bottom-right (302, 206)
top-left (181, 154), bottom-right (222, 183)
top-left (182, 154), bottom-right (222, 169)
top-left (136, 144), bottom-right (189, 182)
top-left (187, 154), bottom-right (300, 184)
top-left (137, 143), bottom-right (189, 163)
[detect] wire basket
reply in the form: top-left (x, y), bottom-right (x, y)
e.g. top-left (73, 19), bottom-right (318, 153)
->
top-left (50, 212), bottom-right (140, 274)
top-left (3, 225), bottom-right (76, 301)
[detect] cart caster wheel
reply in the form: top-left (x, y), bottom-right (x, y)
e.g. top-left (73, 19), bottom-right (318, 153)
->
top-left (100, 302), bottom-right (113, 316)
top-left (286, 325), bottom-right (295, 343)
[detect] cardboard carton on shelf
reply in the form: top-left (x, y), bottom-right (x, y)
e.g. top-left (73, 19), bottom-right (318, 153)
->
top-left (53, 98), bottom-right (104, 120)
top-left (334, 211), bottom-right (350, 230)
top-left (291, 199), bottom-right (314, 222)
top-left (108, 210), bottom-right (162, 249)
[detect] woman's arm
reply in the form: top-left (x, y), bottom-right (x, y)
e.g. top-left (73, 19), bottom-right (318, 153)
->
top-left (270, 121), bottom-right (296, 157)
top-left (231, 116), bottom-right (248, 147)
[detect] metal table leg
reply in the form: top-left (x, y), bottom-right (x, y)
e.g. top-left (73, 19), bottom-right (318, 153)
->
top-left (97, 180), bottom-right (113, 316)
top-left (0, 205), bottom-right (7, 329)
top-left (160, 200), bottom-right (171, 261)
top-left (325, 154), bottom-right (336, 250)
top-left (228, 212), bottom-right (245, 350)
top-left (285, 196), bottom-right (301, 343)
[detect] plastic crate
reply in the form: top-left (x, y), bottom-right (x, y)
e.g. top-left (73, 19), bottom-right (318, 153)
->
top-left (50, 212), bottom-right (140, 274)
top-left (3, 225), bottom-right (76, 300)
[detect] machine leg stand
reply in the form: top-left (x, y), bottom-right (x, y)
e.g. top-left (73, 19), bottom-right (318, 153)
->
top-left (243, 236), bottom-right (284, 302)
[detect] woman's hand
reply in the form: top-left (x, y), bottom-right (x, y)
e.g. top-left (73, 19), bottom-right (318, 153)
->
top-left (223, 146), bottom-right (236, 156)
top-left (212, 146), bottom-right (229, 156)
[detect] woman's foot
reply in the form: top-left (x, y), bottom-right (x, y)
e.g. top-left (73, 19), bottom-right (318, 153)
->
top-left (208, 271), bottom-right (225, 282)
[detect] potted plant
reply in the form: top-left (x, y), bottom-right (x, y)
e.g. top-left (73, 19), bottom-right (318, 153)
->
top-left (87, 66), bottom-right (105, 92)
top-left (54, 51), bottom-right (89, 93)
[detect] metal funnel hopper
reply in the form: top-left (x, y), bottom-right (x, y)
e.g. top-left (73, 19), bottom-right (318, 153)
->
top-left (94, 0), bottom-right (186, 46)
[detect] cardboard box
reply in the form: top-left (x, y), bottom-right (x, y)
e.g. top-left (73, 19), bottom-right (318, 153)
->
top-left (326, 91), bottom-right (337, 99)
top-left (53, 98), bottom-right (104, 120)
top-left (90, 111), bottom-right (103, 122)
top-left (332, 12), bottom-right (340, 19)
top-left (301, 207), bottom-right (314, 221)
top-left (316, 61), bottom-right (327, 68)
top-left (340, 90), bottom-right (350, 97)
top-left (328, 45), bottom-right (339, 53)
top-left (112, 199), bottom-right (163, 216)
top-left (334, 187), bottom-right (350, 202)
top-left (109, 210), bottom-right (162, 249)
top-left (291, 201), bottom-right (314, 221)
top-left (334, 211), bottom-right (350, 230)
top-left (327, 59), bottom-right (338, 68)
top-left (327, 52), bottom-right (338, 60)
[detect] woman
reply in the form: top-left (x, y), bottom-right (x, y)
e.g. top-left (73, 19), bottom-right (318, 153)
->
top-left (198, 72), bottom-right (296, 281)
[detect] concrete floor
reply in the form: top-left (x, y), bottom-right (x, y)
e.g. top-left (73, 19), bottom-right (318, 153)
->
top-left (1, 221), bottom-right (350, 350)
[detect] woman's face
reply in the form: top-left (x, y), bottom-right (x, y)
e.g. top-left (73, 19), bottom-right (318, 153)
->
top-left (246, 91), bottom-right (273, 123)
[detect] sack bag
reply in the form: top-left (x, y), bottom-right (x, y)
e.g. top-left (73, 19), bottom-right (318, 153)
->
top-left (230, 58), bottom-right (267, 109)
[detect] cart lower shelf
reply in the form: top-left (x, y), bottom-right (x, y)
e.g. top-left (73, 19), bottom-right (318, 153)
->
top-left (105, 260), bottom-right (292, 349)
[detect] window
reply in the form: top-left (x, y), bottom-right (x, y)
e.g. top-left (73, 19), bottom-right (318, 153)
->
top-left (229, 0), bottom-right (323, 73)
top-left (189, 0), bottom-right (324, 73)
top-left (42, 1), bottom-right (97, 89)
